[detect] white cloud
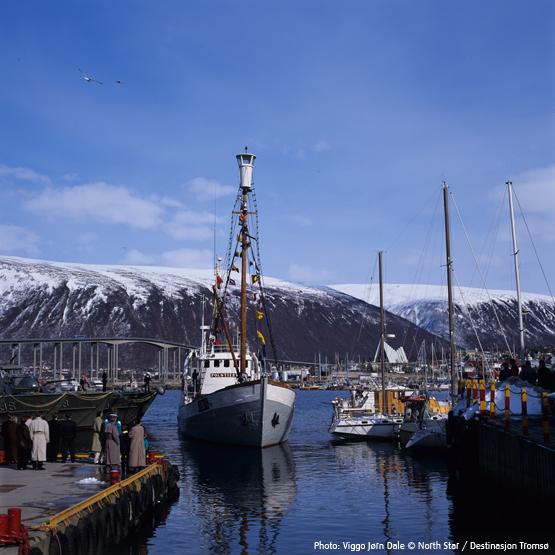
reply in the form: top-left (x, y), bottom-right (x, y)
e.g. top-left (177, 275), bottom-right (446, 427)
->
top-left (288, 263), bottom-right (331, 284)
top-left (121, 249), bottom-right (155, 265)
top-left (0, 164), bottom-right (51, 185)
top-left (24, 183), bottom-right (164, 230)
top-left (187, 177), bottom-right (236, 201)
top-left (164, 210), bottom-right (217, 240)
top-left (510, 164), bottom-right (555, 241)
top-left (0, 225), bottom-right (39, 254)
top-left (313, 140), bottom-right (331, 152)
top-left (161, 248), bottom-right (213, 267)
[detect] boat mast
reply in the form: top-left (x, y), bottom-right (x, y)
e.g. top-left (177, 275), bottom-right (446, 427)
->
top-left (236, 150), bottom-right (256, 374)
top-left (379, 250), bottom-right (387, 415)
top-left (442, 183), bottom-right (457, 402)
top-left (507, 181), bottom-right (525, 360)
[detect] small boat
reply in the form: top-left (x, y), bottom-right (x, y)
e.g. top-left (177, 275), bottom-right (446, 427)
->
top-left (177, 151), bottom-right (295, 448)
top-left (399, 394), bottom-right (450, 448)
top-left (405, 419), bottom-right (447, 450)
top-left (329, 252), bottom-right (405, 441)
top-left (329, 387), bottom-right (405, 440)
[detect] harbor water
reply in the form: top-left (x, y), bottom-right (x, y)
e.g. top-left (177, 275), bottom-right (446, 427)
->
top-left (114, 390), bottom-right (553, 554)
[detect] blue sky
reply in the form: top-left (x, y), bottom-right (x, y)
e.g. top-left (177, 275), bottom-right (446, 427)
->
top-left (0, 0), bottom-right (554, 294)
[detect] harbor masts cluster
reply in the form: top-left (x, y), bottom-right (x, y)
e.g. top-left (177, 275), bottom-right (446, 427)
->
top-left (379, 250), bottom-right (387, 414)
top-left (237, 150), bottom-right (256, 374)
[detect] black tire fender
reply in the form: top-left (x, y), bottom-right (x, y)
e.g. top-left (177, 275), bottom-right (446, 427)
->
top-left (88, 512), bottom-right (105, 555)
top-left (63, 525), bottom-right (80, 555)
top-left (76, 517), bottom-right (92, 555)
top-left (116, 495), bottom-right (130, 540)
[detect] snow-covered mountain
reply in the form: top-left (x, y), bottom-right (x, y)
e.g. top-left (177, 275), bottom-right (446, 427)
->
top-left (0, 257), bottom-right (443, 365)
top-left (331, 283), bottom-right (555, 350)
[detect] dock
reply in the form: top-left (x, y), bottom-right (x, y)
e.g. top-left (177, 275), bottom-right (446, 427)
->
top-left (449, 414), bottom-right (555, 498)
top-left (0, 459), bottom-right (179, 554)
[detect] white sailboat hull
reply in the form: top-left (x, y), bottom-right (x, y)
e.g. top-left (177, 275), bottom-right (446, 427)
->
top-left (178, 377), bottom-right (295, 447)
top-left (329, 417), bottom-right (402, 440)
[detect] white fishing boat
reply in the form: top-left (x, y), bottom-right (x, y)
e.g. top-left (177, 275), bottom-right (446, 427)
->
top-left (177, 151), bottom-right (295, 448)
top-left (329, 390), bottom-right (403, 439)
top-left (399, 394), bottom-right (449, 448)
top-left (405, 419), bottom-right (447, 450)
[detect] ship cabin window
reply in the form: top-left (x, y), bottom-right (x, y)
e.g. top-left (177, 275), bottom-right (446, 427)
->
top-left (213, 359), bottom-right (220, 368)
top-left (224, 360), bottom-right (230, 367)
top-left (245, 360), bottom-right (249, 368)
top-left (204, 360), bottom-right (209, 368)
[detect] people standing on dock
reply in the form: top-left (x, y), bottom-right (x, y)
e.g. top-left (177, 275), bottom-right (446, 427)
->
top-left (120, 424), bottom-right (130, 475)
top-left (2, 415), bottom-right (18, 464)
top-left (104, 413), bottom-right (121, 470)
top-left (520, 361), bottom-right (537, 385)
top-left (28, 413), bottom-right (49, 470)
top-left (16, 416), bottom-right (32, 470)
top-left (102, 370), bottom-right (108, 392)
top-left (91, 411), bottom-right (103, 464)
top-left (129, 419), bottom-right (146, 471)
top-left (47, 414), bottom-right (61, 462)
top-left (144, 372), bottom-right (151, 392)
top-left (60, 413), bottom-right (77, 463)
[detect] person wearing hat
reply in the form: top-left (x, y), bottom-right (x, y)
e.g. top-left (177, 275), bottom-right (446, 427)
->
top-left (104, 413), bottom-right (121, 471)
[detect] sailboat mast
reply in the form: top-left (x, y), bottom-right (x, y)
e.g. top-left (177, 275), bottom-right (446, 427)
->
top-left (379, 250), bottom-right (387, 414)
top-left (236, 150), bottom-right (256, 374)
top-left (442, 183), bottom-right (457, 402)
top-left (507, 181), bottom-right (525, 360)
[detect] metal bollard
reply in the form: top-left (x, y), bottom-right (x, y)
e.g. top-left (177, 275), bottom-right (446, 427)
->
top-left (479, 380), bottom-right (486, 415)
top-left (521, 388), bottom-right (528, 436)
top-left (504, 385), bottom-right (510, 431)
top-left (542, 392), bottom-right (550, 444)
top-left (489, 381), bottom-right (496, 418)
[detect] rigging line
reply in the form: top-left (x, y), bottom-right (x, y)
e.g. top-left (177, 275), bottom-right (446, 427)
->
top-left (450, 191), bottom-right (513, 356)
top-left (453, 270), bottom-right (488, 369)
top-left (513, 188), bottom-right (555, 306)
top-left (482, 187), bottom-right (506, 286)
top-left (351, 253), bottom-right (378, 355)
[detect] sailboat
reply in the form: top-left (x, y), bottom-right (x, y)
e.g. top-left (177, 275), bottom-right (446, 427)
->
top-left (329, 251), bottom-right (404, 440)
top-left (177, 151), bottom-right (296, 447)
top-left (404, 182), bottom-right (457, 451)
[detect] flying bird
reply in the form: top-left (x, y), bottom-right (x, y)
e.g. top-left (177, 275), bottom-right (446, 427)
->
top-left (78, 68), bottom-right (103, 85)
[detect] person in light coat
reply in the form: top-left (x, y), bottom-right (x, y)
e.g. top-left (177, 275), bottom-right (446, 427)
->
top-left (28, 413), bottom-right (49, 470)
top-left (91, 411), bottom-right (103, 464)
top-left (128, 419), bottom-right (146, 471)
top-left (104, 413), bottom-right (121, 470)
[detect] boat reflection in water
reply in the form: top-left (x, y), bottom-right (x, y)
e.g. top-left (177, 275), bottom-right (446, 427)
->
top-left (180, 440), bottom-right (296, 554)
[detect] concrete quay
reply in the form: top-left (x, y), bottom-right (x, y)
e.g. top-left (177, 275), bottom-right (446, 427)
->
top-left (0, 460), bottom-right (179, 554)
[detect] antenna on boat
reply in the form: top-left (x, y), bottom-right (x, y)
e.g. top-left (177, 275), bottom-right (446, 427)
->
top-left (507, 181), bottom-right (525, 361)
top-left (236, 150), bottom-right (256, 374)
top-left (442, 182), bottom-right (457, 403)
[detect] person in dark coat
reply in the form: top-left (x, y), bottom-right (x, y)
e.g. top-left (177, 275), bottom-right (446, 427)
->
top-left (2, 415), bottom-right (18, 464)
top-left (60, 413), bottom-right (77, 463)
top-left (509, 359), bottom-right (520, 378)
top-left (47, 415), bottom-right (61, 462)
top-left (498, 362), bottom-right (511, 381)
top-left (144, 373), bottom-right (151, 393)
top-left (16, 418), bottom-right (32, 470)
top-left (102, 371), bottom-right (108, 392)
top-left (537, 360), bottom-right (552, 390)
top-left (119, 425), bottom-right (130, 475)
top-left (520, 361), bottom-right (537, 385)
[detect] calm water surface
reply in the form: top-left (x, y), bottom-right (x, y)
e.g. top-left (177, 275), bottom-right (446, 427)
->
top-left (118, 390), bottom-right (551, 555)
